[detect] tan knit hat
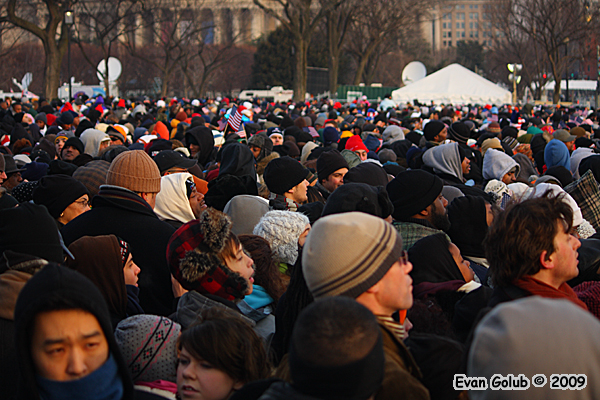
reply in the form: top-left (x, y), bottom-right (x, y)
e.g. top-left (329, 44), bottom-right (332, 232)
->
top-left (106, 150), bottom-right (161, 193)
top-left (302, 212), bottom-right (403, 299)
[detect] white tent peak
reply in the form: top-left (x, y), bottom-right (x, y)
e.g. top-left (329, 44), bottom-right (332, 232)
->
top-left (392, 63), bottom-right (512, 105)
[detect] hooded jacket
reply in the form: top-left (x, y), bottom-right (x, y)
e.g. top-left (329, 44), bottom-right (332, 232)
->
top-left (544, 139), bottom-right (571, 170)
top-left (13, 263), bottom-right (134, 400)
top-left (185, 126), bottom-right (215, 168)
top-left (154, 173), bottom-right (196, 227)
top-left (218, 142), bottom-right (257, 181)
top-left (422, 142), bottom-right (464, 184)
top-left (61, 185), bottom-right (176, 317)
top-left (570, 147), bottom-right (594, 179)
top-left (80, 129), bottom-right (109, 157)
top-left (482, 149), bottom-right (520, 182)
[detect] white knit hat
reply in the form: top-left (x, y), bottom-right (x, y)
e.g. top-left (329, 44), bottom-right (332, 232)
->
top-left (253, 210), bottom-right (310, 265)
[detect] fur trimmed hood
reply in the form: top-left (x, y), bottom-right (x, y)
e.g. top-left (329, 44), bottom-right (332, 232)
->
top-left (167, 208), bottom-right (249, 301)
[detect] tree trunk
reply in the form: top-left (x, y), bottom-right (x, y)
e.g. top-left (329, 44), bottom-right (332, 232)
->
top-left (161, 72), bottom-right (169, 98)
top-left (353, 54), bottom-right (369, 86)
top-left (553, 78), bottom-right (561, 104)
top-left (293, 37), bottom-right (308, 102)
top-left (44, 43), bottom-right (63, 100)
top-left (327, 17), bottom-right (340, 96)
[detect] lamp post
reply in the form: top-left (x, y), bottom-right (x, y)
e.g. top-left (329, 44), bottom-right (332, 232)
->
top-left (64, 9), bottom-right (74, 101)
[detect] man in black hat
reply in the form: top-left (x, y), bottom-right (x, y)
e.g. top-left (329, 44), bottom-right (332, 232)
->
top-left (61, 137), bottom-right (84, 162)
top-left (422, 120), bottom-right (447, 148)
top-left (263, 156), bottom-right (309, 211)
top-left (1, 154), bottom-right (25, 193)
top-left (0, 153), bottom-right (7, 185)
top-left (316, 150), bottom-right (349, 199)
top-left (153, 149), bottom-right (197, 176)
top-left (386, 169), bottom-right (451, 250)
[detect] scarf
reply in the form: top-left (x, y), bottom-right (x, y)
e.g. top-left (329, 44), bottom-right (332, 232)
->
top-left (513, 276), bottom-right (588, 310)
top-left (36, 354), bottom-right (124, 400)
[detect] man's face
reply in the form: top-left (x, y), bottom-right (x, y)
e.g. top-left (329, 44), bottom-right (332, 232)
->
top-left (30, 309), bottom-right (109, 381)
top-left (566, 141), bottom-right (574, 152)
top-left (374, 256), bottom-right (413, 314)
top-left (249, 145), bottom-right (261, 159)
top-left (36, 120), bottom-right (46, 129)
top-left (322, 167), bottom-right (348, 193)
top-left (375, 120), bottom-right (386, 128)
top-left (502, 171), bottom-right (516, 185)
top-left (2, 172), bottom-right (22, 190)
top-left (62, 145), bottom-right (80, 161)
top-left (434, 127), bottom-right (448, 142)
top-left (461, 157), bottom-right (471, 175)
top-left (109, 136), bottom-right (124, 146)
top-left (428, 193), bottom-right (450, 231)
top-left (0, 168), bottom-right (7, 185)
top-left (354, 149), bottom-right (368, 161)
top-left (12, 104), bottom-right (21, 114)
top-left (188, 184), bottom-right (207, 219)
top-left (547, 223), bottom-right (581, 286)
top-left (288, 179), bottom-right (309, 204)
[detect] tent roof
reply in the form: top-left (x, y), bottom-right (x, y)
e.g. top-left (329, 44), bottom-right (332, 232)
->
top-left (391, 63), bottom-right (512, 105)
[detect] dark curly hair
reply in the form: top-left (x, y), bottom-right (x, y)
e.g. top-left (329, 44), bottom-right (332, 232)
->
top-left (484, 193), bottom-right (573, 288)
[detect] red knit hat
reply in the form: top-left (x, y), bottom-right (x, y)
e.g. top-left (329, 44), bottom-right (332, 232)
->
top-left (345, 135), bottom-right (368, 153)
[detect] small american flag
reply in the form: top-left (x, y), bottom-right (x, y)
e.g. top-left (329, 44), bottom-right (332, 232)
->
top-left (227, 105), bottom-right (243, 132)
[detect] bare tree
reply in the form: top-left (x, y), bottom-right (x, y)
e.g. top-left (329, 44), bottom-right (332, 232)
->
top-left (73, 0), bottom-right (140, 97)
top-left (323, 0), bottom-right (356, 95)
top-left (253, 0), bottom-right (341, 101)
top-left (493, 0), bottom-right (600, 103)
top-left (345, 0), bottom-right (430, 86)
top-left (5, 0), bottom-right (75, 99)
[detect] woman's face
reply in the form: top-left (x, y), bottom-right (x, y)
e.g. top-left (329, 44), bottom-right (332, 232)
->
top-left (225, 244), bottom-right (254, 295)
top-left (448, 243), bottom-right (474, 282)
top-left (177, 347), bottom-right (241, 400)
top-left (59, 194), bottom-right (90, 224)
top-left (123, 253), bottom-right (141, 287)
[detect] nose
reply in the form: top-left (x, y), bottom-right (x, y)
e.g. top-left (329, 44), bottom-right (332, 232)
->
top-left (442, 196), bottom-right (448, 208)
top-left (573, 236), bottom-right (581, 250)
top-left (66, 348), bottom-right (88, 378)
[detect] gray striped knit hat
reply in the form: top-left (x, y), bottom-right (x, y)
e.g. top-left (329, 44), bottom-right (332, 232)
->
top-left (302, 212), bottom-right (403, 299)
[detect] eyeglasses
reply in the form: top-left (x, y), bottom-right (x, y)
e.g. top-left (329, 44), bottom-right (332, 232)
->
top-left (399, 250), bottom-right (409, 265)
top-left (74, 199), bottom-right (91, 208)
top-left (185, 179), bottom-right (196, 199)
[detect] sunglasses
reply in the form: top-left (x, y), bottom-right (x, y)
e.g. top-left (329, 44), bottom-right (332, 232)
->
top-left (185, 179), bottom-right (196, 199)
top-left (74, 198), bottom-right (91, 208)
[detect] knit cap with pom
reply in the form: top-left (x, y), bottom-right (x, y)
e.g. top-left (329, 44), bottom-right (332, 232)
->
top-left (106, 150), bottom-right (161, 193)
top-left (253, 210), bottom-right (310, 265)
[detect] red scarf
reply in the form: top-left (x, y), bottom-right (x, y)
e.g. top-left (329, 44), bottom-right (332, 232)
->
top-left (513, 276), bottom-right (588, 310)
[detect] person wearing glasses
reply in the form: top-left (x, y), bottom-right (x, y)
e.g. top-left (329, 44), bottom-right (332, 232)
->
top-left (302, 212), bottom-right (430, 400)
top-left (155, 173), bottom-right (207, 228)
top-left (32, 174), bottom-right (90, 227)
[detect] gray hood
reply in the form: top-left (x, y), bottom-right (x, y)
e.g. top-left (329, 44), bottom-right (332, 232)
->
top-left (422, 142), bottom-right (463, 181)
top-left (80, 128), bottom-right (109, 157)
top-left (482, 149), bottom-right (519, 181)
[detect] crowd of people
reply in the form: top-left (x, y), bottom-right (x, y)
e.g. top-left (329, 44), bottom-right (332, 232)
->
top-left (2, 93), bottom-right (600, 399)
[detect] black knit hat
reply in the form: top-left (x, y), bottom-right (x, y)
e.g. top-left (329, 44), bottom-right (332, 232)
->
top-left (448, 122), bottom-right (470, 144)
top-left (317, 150), bottom-right (349, 183)
top-left (322, 182), bottom-right (394, 219)
top-left (32, 174), bottom-right (89, 219)
top-left (386, 170), bottom-right (443, 221)
top-left (263, 156), bottom-right (308, 195)
top-left (424, 120), bottom-right (446, 141)
top-left (62, 136), bottom-right (84, 155)
top-left (0, 202), bottom-right (64, 262)
top-left (343, 162), bottom-right (389, 187)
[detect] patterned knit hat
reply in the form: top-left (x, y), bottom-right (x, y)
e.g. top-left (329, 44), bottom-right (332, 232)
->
top-left (166, 208), bottom-right (249, 301)
top-left (106, 150), bottom-right (161, 193)
top-left (302, 212), bottom-right (402, 299)
top-left (114, 315), bottom-right (181, 383)
top-left (253, 210), bottom-right (310, 265)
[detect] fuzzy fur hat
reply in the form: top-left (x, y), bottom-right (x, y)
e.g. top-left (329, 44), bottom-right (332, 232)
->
top-left (167, 208), bottom-right (249, 301)
top-left (253, 210), bottom-right (310, 265)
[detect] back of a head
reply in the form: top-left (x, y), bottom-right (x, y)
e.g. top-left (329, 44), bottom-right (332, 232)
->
top-left (289, 297), bottom-right (384, 400)
top-left (106, 149), bottom-right (161, 193)
top-left (468, 297), bottom-right (600, 400)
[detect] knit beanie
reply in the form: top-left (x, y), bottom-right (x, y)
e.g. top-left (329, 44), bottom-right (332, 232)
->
top-left (345, 135), bottom-right (368, 153)
top-left (386, 170), bottom-right (443, 221)
top-left (321, 182), bottom-right (394, 219)
top-left (32, 174), bottom-right (89, 219)
top-left (72, 160), bottom-right (111, 199)
top-left (115, 315), bottom-right (181, 383)
top-left (481, 138), bottom-right (503, 156)
top-left (343, 162), bottom-right (389, 187)
top-left (323, 127), bottom-right (340, 146)
top-left (424, 120), bottom-right (446, 141)
top-left (253, 210), bottom-right (310, 265)
top-left (302, 212), bottom-right (403, 299)
top-left (35, 112), bottom-right (47, 124)
top-left (106, 150), bottom-right (161, 193)
top-left (62, 136), bottom-right (84, 155)
top-left (448, 122), bottom-right (470, 144)
top-left (263, 156), bottom-right (308, 195)
top-left (167, 208), bottom-right (249, 301)
top-left (317, 150), bottom-right (349, 183)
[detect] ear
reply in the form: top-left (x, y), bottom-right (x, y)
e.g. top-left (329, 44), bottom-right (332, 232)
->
top-left (418, 205), bottom-right (431, 217)
top-left (233, 381), bottom-right (244, 391)
top-left (539, 250), bottom-right (554, 270)
top-left (364, 279), bottom-right (381, 295)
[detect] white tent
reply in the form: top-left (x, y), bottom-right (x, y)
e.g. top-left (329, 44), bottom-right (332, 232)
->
top-left (391, 63), bottom-right (512, 105)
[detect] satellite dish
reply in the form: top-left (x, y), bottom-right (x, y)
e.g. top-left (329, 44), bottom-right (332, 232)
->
top-left (402, 61), bottom-right (427, 86)
top-left (97, 57), bottom-right (122, 82)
